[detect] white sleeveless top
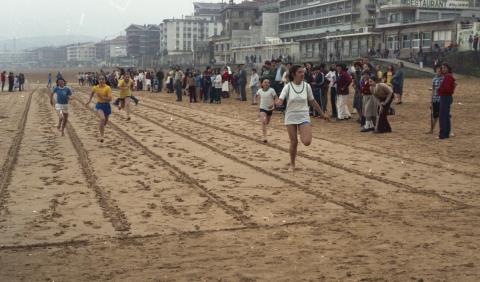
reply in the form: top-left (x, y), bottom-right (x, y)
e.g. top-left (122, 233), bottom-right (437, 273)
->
top-left (279, 81), bottom-right (314, 125)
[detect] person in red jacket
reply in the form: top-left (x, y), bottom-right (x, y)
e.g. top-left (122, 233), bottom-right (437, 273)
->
top-left (335, 64), bottom-right (352, 120)
top-left (438, 63), bottom-right (455, 139)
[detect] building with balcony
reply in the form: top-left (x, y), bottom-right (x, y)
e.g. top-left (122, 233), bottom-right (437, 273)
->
top-left (160, 16), bottom-right (222, 66)
top-left (66, 43), bottom-right (96, 62)
top-left (279, 0), bottom-right (378, 62)
top-left (125, 24), bottom-right (161, 63)
top-left (374, 0), bottom-right (479, 59)
top-left (193, 2), bottom-right (227, 20)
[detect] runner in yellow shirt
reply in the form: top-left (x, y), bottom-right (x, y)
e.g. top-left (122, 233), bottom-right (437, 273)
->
top-left (85, 76), bottom-right (113, 142)
top-left (118, 73), bottom-right (134, 120)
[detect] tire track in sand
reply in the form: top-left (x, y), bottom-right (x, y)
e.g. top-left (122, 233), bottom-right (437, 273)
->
top-left (70, 98), bottom-right (256, 227)
top-left (0, 88), bottom-right (37, 214)
top-left (137, 93), bottom-right (480, 180)
top-left (70, 96), bottom-right (363, 215)
top-left (65, 118), bottom-right (131, 232)
top-left (134, 98), bottom-right (473, 209)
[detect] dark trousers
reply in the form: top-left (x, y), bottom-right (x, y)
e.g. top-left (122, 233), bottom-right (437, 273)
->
top-left (439, 95), bottom-right (453, 139)
top-left (204, 85), bottom-right (211, 102)
top-left (239, 83), bottom-right (247, 101)
top-left (330, 87), bottom-right (338, 118)
top-left (8, 82), bottom-right (13, 92)
top-left (188, 86), bottom-right (197, 103)
top-left (312, 88), bottom-right (324, 116)
top-left (175, 81), bottom-right (182, 101)
top-left (375, 98), bottom-right (393, 133)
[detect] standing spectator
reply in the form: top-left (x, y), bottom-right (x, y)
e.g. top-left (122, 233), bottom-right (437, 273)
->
top-left (238, 64), bottom-right (247, 101)
top-left (325, 65), bottom-right (338, 118)
top-left (336, 64), bottom-right (352, 120)
top-left (376, 65), bottom-right (384, 83)
top-left (427, 65), bottom-right (443, 134)
top-left (174, 68), bottom-right (184, 102)
top-left (469, 34), bottom-right (474, 50)
top-left (213, 68), bottom-right (223, 104)
top-left (386, 65), bottom-right (394, 86)
top-left (360, 71), bottom-right (376, 132)
top-left (8, 72), bottom-right (14, 92)
top-left (474, 34), bottom-right (479, 51)
top-left (311, 66), bottom-right (325, 116)
top-left (1, 71), bottom-right (6, 91)
top-left (185, 72), bottom-right (196, 103)
top-left (249, 68), bottom-right (260, 105)
top-left (392, 62), bottom-right (405, 104)
top-left (273, 60), bottom-right (286, 96)
top-left (203, 67), bottom-right (213, 103)
top-left (156, 69), bottom-right (164, 92)
top-left (438, 63), bottom-right (455, 139)
top-left (221, 67), bottom-right (230, 98)
top-left (194, 71), bottom-right (203, 101)
top-left (18, 73), bottom-right (25, 91)
top-left (352, 62), bottom-right (363, 122)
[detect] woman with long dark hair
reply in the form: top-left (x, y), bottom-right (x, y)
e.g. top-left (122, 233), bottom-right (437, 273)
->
top-left (276, 65), bottom-right (329, 171)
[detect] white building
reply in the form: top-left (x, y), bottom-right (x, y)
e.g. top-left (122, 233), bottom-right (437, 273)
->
top-left (67, 43), bottom-right (96, 62)
top-left (161, 16), bottom-right (222, 54)
top-left (160, 15), bottom-right (222, 65)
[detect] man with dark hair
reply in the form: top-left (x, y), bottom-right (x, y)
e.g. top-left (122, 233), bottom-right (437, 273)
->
top-left (238, 64), bottom-right (247, 101)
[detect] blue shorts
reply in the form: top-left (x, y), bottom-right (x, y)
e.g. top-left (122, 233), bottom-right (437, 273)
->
top-left (95, 103), bottom-right (111, 116)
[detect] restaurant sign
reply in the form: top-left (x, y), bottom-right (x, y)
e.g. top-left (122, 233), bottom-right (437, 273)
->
top-left (404, 0), bottom-right (472, 8)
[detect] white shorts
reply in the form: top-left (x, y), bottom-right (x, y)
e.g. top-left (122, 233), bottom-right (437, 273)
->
top-left (146, 79), bottom-right (152, 86)
top-left (55, 104), bottom-right (69, 114)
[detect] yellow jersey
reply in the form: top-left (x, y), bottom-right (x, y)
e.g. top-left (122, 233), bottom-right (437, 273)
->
top-left (92, 85), bottom-right (113, 103)
top-left (118, 79), bottom-right (133, 98)
top-left (386, 71), bottom-right (393, 86)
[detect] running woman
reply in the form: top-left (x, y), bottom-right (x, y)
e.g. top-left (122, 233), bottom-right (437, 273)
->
top-left (255, 79), bottom-right (278, 143)
top-left (118, 73), bottom-right (134, 120)
top-left (276, 65), bottom-right (329, 171)
top-left (85, 76), bottom-right (113, 143)
top-left (50, 78), bottom-right (72, 136)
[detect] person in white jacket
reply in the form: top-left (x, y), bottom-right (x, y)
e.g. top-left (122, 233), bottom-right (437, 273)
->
top-left (249, 68), bottom-right (260, 105)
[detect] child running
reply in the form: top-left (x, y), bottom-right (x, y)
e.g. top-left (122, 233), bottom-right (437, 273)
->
top-left (118, 73), bottom-right (134, 120)
top-left (85, 75), bottom-right (113, 143)
top-left (50, 78), bottom-right (72, 136)
top-left (255, 79), bottom-right (278, 143)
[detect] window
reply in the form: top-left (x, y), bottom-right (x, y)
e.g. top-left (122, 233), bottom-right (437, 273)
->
top-left (402, 34), bottom-right (411, 49)
top-left (433, 31), bottom-right (452, 41)
top-left (233, 22), bottom-right (239, 29)
top-left (239, 11), bottom-right (244, 17)
top-left (387, 35), bottom-right (399, 50)
top-left (412, 32), bottom-right (420, 48)
top-left (422, 32), bottom-right (431, 48)
top-left (244, 23), bottom-right (250, 30)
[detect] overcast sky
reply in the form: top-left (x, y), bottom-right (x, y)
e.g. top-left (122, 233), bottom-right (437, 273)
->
top-left (0, 0), bottom-right (229, 39)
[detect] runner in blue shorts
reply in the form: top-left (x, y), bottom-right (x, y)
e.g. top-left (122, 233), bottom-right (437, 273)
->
top-left (86, 76), bottom-right (113, 142)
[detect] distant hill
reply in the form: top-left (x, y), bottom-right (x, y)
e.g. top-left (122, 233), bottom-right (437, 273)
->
top-left (0, 35), bottom-right (100, 51)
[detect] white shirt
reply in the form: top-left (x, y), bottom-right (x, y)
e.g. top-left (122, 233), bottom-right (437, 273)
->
top-left (214, 74), bottom-right (222, 88)
top-left (325, 71), bottom-right (336, 88)
top-left (256, 87), bottom-right (276, 111)
top-left (279, 82), bottom-right (314, 125)
top-left (249, 73), bottom-right (259, 88)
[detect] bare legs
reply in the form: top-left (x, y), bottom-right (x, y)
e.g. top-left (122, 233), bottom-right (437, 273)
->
top-left (120, 98), bottom-right (131, 120)
top-left (96, 110), bottom-right (109, 142)
top-left (286, 124), bottom-right (312, 171)
top-left (56, 112), bottom-right (68, 136)
top-left (259, 112), bottom-right (272, 142)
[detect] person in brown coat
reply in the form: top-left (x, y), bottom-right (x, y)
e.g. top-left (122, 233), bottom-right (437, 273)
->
top-left (369, 78), bottom-right (394, 133)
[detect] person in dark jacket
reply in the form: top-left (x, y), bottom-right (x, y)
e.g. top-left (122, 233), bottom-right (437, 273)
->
top-left (156, 70), bottom-right (164, 92)
top-left (438, 63), bottom-right (456, 139)
top-left (8, 72), bottom-right (14, 92)
top-left (392, 62), bottom-right (405, 104)
top-left (238, 64), bottom-right (247, 101)
top-left (336, 64), bottom-right (352, 120)
top-left (311, 65), bottom-right (326, 116)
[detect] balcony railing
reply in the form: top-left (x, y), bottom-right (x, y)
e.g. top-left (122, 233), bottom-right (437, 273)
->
top-left (280, 8), bottom-right (354, 24)
top-left (365, 4), bottom-right (376, 11)
top-left (280, 0), bottom-right (351, 12)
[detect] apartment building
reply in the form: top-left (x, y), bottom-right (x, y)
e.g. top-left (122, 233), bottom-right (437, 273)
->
top-left (279, 0), bottom-right (378, 62)
top-left (375, 0), bottom-right (478, 58)
top-left (125, 24), bottom-right (161, 58)
top-left (66, 43), bottom-right (96, 62)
